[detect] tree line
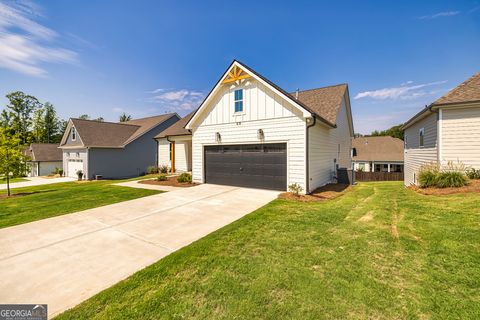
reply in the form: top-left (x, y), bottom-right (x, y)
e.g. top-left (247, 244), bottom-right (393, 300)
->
top-left (355, 124), bottom-right (404, 140)
top-left (0, 91), bottom-right (66, 144)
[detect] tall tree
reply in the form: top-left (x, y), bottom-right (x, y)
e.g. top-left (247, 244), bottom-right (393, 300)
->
top-left (43, 102), bottom-right (60, 143)
top-left (6, 91), bottom-right (42, 144)
top-left (78, 114), bottom-right (90, 120)
top-left (5, 91), bottom-right (42, 144)
top-left (119, 113), bottom-right (132, 122)
top-left (32, 107), bottom-right (46, 143)
top-left (0, 128), bottom-right (26, 196)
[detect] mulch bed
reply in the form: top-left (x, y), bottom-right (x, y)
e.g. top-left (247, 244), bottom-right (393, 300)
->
top-left (139, 176), bottom-right (197, 188)
top-left (410, 179), bottom-right (480, 195)
top-left (278, 183), bottom-right (352, 202)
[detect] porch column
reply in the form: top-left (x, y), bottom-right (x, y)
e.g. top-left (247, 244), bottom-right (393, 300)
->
top-left (387, 163), bottom-right (391, 173)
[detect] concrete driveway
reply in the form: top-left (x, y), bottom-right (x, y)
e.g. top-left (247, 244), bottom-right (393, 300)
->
top-left (0, 184), bottom-right (279, 317)
top-left (0, 177), bottom-right (75, 190)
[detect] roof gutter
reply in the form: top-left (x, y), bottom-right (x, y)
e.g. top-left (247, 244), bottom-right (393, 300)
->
top-left (305, 115), bottom-right (316, 194)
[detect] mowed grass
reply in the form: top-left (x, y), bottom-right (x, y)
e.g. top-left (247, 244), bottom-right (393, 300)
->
top-left (0, 180), bottom-right (161, 229)
top-left (56, 182), bottom-right (480, 319)
top-left (0, 177), bottom-right (28, 184)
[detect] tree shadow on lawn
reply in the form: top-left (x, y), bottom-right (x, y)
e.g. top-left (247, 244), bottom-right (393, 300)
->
top-left (0, 189), bottom-right (56, 199)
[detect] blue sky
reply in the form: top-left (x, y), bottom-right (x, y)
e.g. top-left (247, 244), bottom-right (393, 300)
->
top-left (0, 0), bottom-right (479, 133)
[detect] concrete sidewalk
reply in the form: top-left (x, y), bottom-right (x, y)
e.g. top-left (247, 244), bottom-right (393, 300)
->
top-left (0, 177), bottom-right (75, 190)
top-left (0, 184), bottom-right (279, 317)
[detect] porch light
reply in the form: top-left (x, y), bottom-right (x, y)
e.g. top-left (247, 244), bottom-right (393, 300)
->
top-left (215, 132), bottom-right (221, 143)
top-left (257, 129), bottom-right (264, 140)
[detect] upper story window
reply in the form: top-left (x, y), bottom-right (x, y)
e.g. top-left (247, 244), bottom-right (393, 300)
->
top-left (234, 89), bottom-right (243, 113)
top-left (419, 128), bottom-right (425, 147)
top-left (71, 127), bottom-right (76, 141)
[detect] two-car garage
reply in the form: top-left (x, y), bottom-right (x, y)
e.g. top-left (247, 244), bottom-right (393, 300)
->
top-left (204, 143), bottom-right (287, 191)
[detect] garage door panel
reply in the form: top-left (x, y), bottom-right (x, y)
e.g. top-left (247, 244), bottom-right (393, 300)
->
top-left (204, 143), bottom-right (287, 191)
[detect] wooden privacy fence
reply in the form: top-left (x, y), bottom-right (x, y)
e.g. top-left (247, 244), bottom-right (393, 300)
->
top-left (355, 171), bottom-right (403, 182)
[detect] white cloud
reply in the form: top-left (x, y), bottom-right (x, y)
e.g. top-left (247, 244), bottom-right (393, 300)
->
top-left (0, 0), bottom-right (76, 76)
top-left (112, 107), bottom-right (124, 113)
top-left (418, 11), bottom-right (460, 19)
top-left (354, 80), bottom-right (447, 100)
top-left (146, 88), bottom-right (204, 113)
top-left (469, 6), bottom-right (480, 14)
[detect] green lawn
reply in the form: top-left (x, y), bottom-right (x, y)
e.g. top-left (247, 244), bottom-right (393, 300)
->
top-left (0, 177), bottom-right (28, 184)
top-left (56, 182), bottom-right (480, 319)
top-left (0, 180), bottom-right (161, 229)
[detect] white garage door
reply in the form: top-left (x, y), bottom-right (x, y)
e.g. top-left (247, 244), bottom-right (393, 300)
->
top-left (67, 160), bottom-right (84, 178)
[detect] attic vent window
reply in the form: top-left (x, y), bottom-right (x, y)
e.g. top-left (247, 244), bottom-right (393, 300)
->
top-left (234, 89), bottom-right (243, 113)
top-left (72, 127), bottom-right (76, 141)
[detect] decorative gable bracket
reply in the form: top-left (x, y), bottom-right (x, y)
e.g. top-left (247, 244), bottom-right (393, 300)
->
top-left (221, 65), bottom-right (251, 84)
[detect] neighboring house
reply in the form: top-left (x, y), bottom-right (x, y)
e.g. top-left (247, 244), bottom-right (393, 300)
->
top-left (352, 136), bottom-right (404, 173)
top-left (24, 143), bottom-right (63, 177)
top-left (59, 114), bottom-right (180, 179)
top-left (403, 72), bottom-right (480, 185)
top-left (173, 60), bottom-right (354, 192)
top-left (155, 111), bottom-right (194, 172)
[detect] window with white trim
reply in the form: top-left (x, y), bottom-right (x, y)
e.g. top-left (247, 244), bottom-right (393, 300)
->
top-left (71, 127), bottom-right (76, 141)
top-left (419, 128), bottom-right (425, 147)
top-left (234, 89), bottom-right (243, 113)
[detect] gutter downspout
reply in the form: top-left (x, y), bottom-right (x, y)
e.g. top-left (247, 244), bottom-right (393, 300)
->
top-left (305, 115), bottom-right (316, 194)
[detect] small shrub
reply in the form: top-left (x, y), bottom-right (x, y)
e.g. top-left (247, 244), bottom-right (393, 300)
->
top-left (76, 170), bottom-right (83, 181)
top-left (288, 183), bottom-right (303, 196)
top-left (147, 165), bottom-right (159, 174)
top-left (157, 174), bottom-right (168, 181)
top-left (466, 168), bottom-right (480, 179)
top-left (58, 169), bottom-right (64, 176)
top-left (436, 171), bottom-right (468, 188)
top-left (159, 165), bottom-right (170, 174)
top-left (177, 172), bottom-right (192, 183)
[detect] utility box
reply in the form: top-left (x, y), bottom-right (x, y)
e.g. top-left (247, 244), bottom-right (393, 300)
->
top-left (337, 168), bottom-right (354, 185)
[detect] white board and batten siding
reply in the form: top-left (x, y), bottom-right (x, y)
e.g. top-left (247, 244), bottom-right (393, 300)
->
top-left (404, 112), bottom-right (438, 185)
top-left (308, 98), bottom-right (352, 191)
top-left (157, 136), bottom-right (192, 172)
top-left (190, 79), bottom-right (308, 191)
top-left (441, 106), bottom-right (480, 169)
top-left (157, 139), bottom-right (170, 168)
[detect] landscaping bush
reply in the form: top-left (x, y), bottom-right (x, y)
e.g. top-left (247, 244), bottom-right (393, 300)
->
top-left (147, 165), bottom-right (159, 174)
top-left (466, 168), bottom-right (480, 179)
top-left (157, 174), bottom-right (168, 181)
top-left (76, 170), bottom-right (83, 181)
top-left (436, 171), bottom-right (468, 188)
top-left (418, 164), bottom-right (439, 188)
top-left (177, 172), bottom-right (192, 183)
top-left (288, 183), bottom-right (303, 196)
top-left (418, 162), bottom-right (468, 188)
top-left (159, 165), bottom-right (170, 174)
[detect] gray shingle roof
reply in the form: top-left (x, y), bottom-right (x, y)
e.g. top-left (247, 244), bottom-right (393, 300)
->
top-left (25, 143), bottom-right (62, 162)
top-left (155, 111), bottom-right (194, 139)
top-left (291, 84), bottom-right (348, 125)
top-left (433, 72), bottom-right (480, 106)
top-left (65, 113), bottom-right (177, 148)
top-left (352, 136), bottom-right (404, 162)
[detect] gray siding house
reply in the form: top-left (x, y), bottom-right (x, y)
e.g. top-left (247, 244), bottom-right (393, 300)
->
top-left (24, 143), bottom-right (63, 177)
top-left (403, 72), bottom-right (480, 185)
top-left (59, 114), bottom-right (180, 179)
